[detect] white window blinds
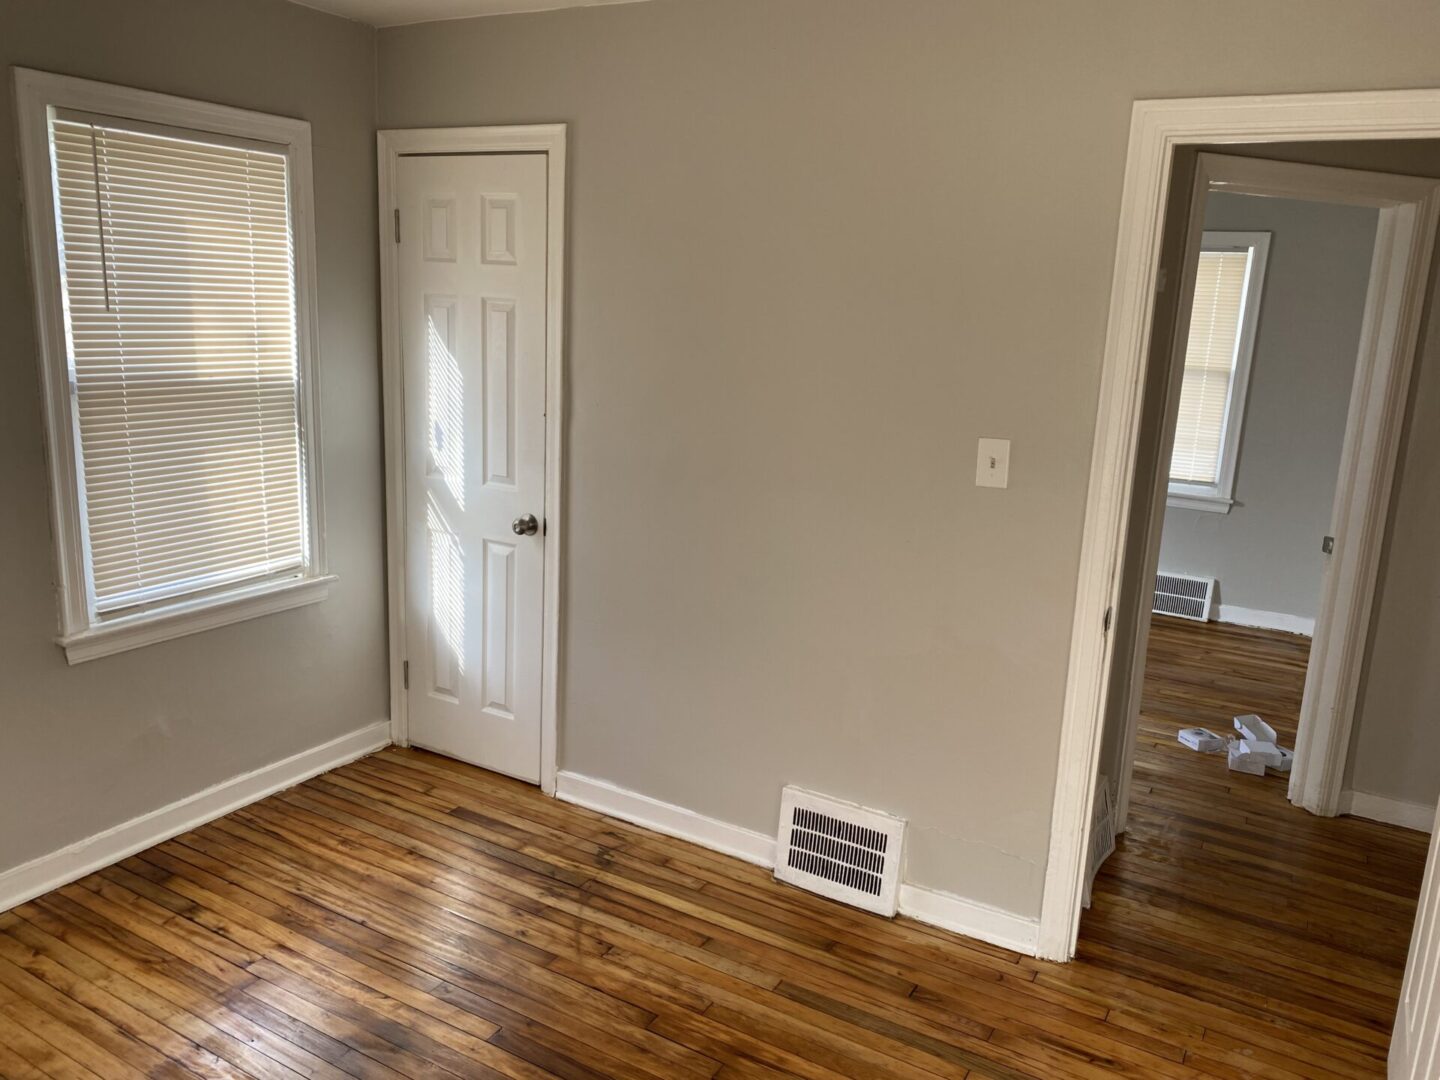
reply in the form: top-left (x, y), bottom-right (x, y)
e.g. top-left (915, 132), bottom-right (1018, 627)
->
top-left (1170, 249), bottom-right (1252, 486)
top-left (52, 115), bottom-right (307, 614)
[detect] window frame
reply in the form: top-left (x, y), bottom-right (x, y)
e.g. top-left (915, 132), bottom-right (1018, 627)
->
top-left (15, 69), bottom-right (332, 664)
top-left (1167, 229), bottom-right (1270, 514)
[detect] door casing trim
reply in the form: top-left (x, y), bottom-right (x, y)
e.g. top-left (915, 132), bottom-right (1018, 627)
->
top-left (377, 125), bottom-right (567, 795)
top-left (1040, 89), bottom-right (1440, 964)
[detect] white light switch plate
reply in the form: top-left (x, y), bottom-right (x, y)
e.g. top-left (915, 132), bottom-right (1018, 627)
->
top-left (976, 438), bottom-right (1010, 489)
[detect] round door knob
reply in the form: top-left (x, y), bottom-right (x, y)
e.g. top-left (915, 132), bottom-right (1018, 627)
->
top-left (512, 514), bottom-right (539, 536)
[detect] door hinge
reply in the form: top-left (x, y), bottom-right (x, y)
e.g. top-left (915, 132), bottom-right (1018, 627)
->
top-left (1103, 606), bottom-right (1113, 633)
top-left (402, 659), bottom-right (410, 689)
top-left (1322, 535), bottom-right (1335, 555)
top-left (394, 208), bottom-right (401, 244)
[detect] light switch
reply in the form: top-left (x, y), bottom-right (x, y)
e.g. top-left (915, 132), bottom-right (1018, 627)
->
top-left (976, 438), bottom-right (1010, 489)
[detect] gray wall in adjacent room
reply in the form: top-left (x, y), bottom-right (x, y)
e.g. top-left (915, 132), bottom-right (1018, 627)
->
top-left (1159, 192), bottom-right (1378, 626)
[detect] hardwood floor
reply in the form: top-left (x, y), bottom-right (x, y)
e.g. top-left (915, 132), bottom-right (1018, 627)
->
top-left (1079, 616), bottom-right (1428, 1079)
top-left (0, 620), bottom-right (1427, 1077)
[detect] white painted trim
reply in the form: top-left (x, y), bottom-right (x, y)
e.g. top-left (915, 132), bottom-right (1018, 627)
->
top-left (1216, 604), bottom-right (1315, 637)
top-left (1288, 183), bottom-right (1437, 818)
top-left (0, 721), bottom-right (390, 914)
top-left (60, 574), bottom-right (336, 664)
top-left (1041, 90), bottom-right (1440, 965)
top-left (377, 125), bottom-right (566, 796)
top-left (13, 68), bottom-right (330, 658)
top-left (1341, 791), bottom-right (1437, 834)
top-left (555, 771), bottom-right (777, 867)
top-left (555, 770), bottom-right (1040, 955)
top-left (1391, 815), bottom-right (1440, 1076)
top-left (896, 884), bottom-right (1040, 956)
top-left (1110, 154), bottom-right (1213, 839)
top-left (1165, 492), bottom-right (1233, 513)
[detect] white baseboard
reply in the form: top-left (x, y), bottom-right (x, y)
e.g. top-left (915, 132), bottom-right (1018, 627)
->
top-left (554, 769), bottom-right (1040, 956)
top-left (1340, 790), bottom-right (1436, 833)
top-left (897, 883), bottom-right (1041, 956)
top-left (555, 771), bottom-right (777, 866)
top-left (0, 720), bottom-right (391, 913)
top-left (1217, 604), bottom-right (1315, 637)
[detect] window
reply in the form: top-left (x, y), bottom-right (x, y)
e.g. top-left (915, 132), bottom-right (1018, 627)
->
top-left (1168, 231), bottom-right (1269, 513)
top-left (16, 70), bottom-right (330, 663)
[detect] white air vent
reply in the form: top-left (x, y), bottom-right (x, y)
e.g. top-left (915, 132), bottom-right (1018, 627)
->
top-left (775, 787), bottom-right (904, 916)
top-left (1153, 572), bottom-right (1215, 622)
top-left (1083, 776), bottom-right (1117, 909)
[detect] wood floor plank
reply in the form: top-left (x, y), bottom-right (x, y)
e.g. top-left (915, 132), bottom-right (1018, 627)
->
top-left (0, 616), bottom-right (1423, 1077)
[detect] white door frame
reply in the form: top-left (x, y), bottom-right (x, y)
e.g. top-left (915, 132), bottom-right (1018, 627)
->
top-left (1393, 811), bottom-right (1440, 1078)
top-left (1110, 152), bottom-right (1440, 837)
top-left (377, 125), bottom-right (567, 795)
top-left (1039, 89), bottom-right (1440, 964)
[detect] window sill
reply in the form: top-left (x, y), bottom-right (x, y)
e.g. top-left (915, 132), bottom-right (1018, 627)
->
top-left (58, 573), bottom-right (337, 665)
top-left (1167, 490), bottom-right (1234, 514)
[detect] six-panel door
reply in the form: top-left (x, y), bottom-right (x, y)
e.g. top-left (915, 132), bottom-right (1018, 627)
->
top-left (398, 152), bottom-right (547, 783)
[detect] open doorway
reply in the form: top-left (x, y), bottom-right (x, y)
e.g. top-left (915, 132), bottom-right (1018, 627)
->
top-left (1040, 90), bottom-right (1440, 1074)
top-left (1103, 175), bottom-right (1373, 809)
top-left (1096, 152), bottom-right (1440, 841)
top-left (1076, 154), bottom-right (1438, 1064)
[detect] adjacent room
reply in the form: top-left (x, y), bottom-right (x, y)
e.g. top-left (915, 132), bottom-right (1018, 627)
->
top-left (5, 1), bottom-right (1440, 1077)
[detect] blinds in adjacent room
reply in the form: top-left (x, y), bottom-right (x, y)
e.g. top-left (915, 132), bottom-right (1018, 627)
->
top-left (51, 115), bottom-right (306, 614)
top-left (1170, 249), bottom-right (1251, 486)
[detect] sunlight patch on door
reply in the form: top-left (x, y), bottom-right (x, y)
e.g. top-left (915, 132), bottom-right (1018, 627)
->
top-left (427, 499), bottom-right (464, 700)
top-left (426, 299), bottom-right (465, 510)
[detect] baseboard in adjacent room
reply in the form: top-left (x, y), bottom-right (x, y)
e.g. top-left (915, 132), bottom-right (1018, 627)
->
top-left (554, 769), bottom-right (1041, 956)
top-left (1340, 790), bottom-right (1436, 833)
top-left (0, 720), bottom-right (391, 913)
top-left (1216, 605), bottom-right (1315, 637)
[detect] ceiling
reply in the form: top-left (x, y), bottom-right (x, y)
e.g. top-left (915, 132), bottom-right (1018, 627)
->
top-left (294, 0), bottom-right (652, 26)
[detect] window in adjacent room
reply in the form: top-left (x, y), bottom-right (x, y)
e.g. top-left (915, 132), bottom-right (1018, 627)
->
top-left (15, 71), bottom-right (331, 663)
top-left (1168, 231), bottom-right (1270, 512)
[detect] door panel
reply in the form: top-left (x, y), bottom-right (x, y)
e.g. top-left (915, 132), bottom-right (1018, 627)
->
top-left (399, 152), bottom-right (547, 783)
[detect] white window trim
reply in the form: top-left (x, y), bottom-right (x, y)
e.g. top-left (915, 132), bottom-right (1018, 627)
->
top-left (1166, 229), bottom-right (1270, 514)
top-left (14, 69), bottom-right (332, 664)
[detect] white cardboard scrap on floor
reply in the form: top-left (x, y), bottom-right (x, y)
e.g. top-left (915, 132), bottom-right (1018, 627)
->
top-left (1234, 714), bottom-right (1278, 743)
top-left (1176, 714), bottom-right (1294, 777)
top-left (1178, 727), bottom-right (1226, 752)
top-left (1227, 739), bottom-right (1268, 775)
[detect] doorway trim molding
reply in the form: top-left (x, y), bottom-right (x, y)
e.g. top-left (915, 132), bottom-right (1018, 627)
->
top-left (376, 125), bottom-right (567, 795)
top-left (1039, 89), bottom-right (1440, 964)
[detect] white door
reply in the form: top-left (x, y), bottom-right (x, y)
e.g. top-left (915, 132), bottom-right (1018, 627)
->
top-left (1392, 807), bottom-right (1440, 1077)
top-left (398, 153), bottom-right (548, 783)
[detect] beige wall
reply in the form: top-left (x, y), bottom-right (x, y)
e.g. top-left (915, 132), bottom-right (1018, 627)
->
top-left (1159, 192), bottom-right (1378, 624)
top-left (379, 0), bottom-right (1440, 915)
top-left (0, 0), bottom-right (387, 874)
top-left (7, 0), bottom-right (1438, 919)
